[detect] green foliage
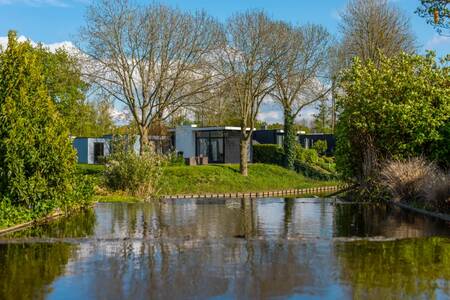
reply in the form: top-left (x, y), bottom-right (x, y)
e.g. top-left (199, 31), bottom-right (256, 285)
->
top-left (336, 52), bottom-right (450, 182)
top-left (252, 144), bottom-right (284, 165)
top-left (104, 137), bottom-right (167, 197)
top-left (167, 152), bottom-right (186, 166)
top-left (0, 32), bottom-right (93, 228)
top-left (430, 120), bottom-right (450, 168)
top-left (283, 109), bottom-right (296, 170)
top-left (17, 38), bottom-right (114, 137)
top-left (253, 144), bottom-right (337, 180)
top-left (294, 145), bottom-right (319, 164)
top-left (312, 140), bottom-right (328, 155)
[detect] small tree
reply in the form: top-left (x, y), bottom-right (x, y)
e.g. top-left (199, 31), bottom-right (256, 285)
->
top-left (0, 32), bottom-right (91, 219)
top-left (312, 140), bottom-right (328, 156)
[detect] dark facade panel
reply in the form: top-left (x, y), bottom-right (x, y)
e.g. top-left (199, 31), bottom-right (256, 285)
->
top-left (298, 134), bottom-right (336, 155)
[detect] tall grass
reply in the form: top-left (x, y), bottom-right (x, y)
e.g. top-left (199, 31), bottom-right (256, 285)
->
top-left (380, 157), bottom-right (450, 213)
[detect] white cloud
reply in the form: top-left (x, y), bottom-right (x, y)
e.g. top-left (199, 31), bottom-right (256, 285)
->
top-left (425, 35), bottom-right (450, 49)
top-left (0, 35), bottom-right (76, 53)
top-left (257, 110), bottom-right (282, 124)
top-left (109, 107), bottom-right (130, 125)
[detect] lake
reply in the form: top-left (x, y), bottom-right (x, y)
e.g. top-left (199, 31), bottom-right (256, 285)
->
top-left (0, 197), bottom-right (449, 299)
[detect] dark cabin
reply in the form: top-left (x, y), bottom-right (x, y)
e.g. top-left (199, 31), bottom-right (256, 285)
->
top-left (298, 133), bottom-right (336, 155)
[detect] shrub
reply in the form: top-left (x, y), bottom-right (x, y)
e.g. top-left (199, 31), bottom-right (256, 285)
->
top-left (253, 144), bottom-right (284, 165)
top-left (167, 151), bottom-right (185, 166)
top-left (336, 53), bottom-right (450, 183)
top-left (0, 32), bottom-right (93, 227)
top-left (312, 140), bottom-right (327, 155)
top-left (104, 137), bottom-right (167, 198)
top-left (294, 145), bottom-right (319, 164)
top-left (380, 157), bottom-right (450, 213)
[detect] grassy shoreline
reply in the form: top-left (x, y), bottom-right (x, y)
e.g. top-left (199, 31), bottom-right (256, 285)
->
top-left (78, 163), bottom-right (339, 202)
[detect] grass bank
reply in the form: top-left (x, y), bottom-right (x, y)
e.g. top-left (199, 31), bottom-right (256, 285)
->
top-left (78, 163), bottom-right (339, 201)
top-left (159, 163), bottom-right (337, 195)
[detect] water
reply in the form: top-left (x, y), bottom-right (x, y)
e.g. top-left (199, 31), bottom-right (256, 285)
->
top-left (0, 198), bottom-right (449, 300)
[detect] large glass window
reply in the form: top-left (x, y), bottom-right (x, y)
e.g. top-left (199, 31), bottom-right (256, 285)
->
top-left (195, 131), bottom-right (225, 163)
top-left (196, 138), bottom-right (209, 157)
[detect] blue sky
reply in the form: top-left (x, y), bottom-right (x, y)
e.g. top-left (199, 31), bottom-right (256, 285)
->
top-left (1, 0), bottom-right (448, 124)
top-left (1, 0), bottom-right (449, 56)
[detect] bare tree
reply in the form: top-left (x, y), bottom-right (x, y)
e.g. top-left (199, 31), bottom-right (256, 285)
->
top-left (327, 42), bottom-right (347, 133)
top-left (340, 0), bottom-right (416, 64)
top-left (271, 23), bottom-right (331, 169)
top-left (216, 11), bottom-right (283, 175)
top-left (79, 0), bottom-right (223, 152)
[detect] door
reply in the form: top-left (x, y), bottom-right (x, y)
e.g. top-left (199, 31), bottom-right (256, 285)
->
top-left (93, 142), bottom-right (104, 164)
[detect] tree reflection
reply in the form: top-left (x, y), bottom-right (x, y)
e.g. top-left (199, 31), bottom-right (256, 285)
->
top-left (0, 243), bottom-right (75, 300)
top-left (6, 208), bottom-right (96, 238)
top-left (335, 237), bottom-right (450, 299)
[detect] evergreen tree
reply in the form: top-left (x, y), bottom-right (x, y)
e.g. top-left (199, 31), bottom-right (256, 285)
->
top-left (0, 31), bottom-right (91, 221)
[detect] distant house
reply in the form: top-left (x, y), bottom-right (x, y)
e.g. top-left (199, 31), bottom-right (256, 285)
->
top-left (172, 125), bottom-right (251, 164)
top-left (252, 129), bottom-right (285, 146)
top-left (73, 135), bottom-right (112, 164)
top-left (298, 133), bottom-right (336, 155)
top-left (252, 129), bottom-right (306, 146)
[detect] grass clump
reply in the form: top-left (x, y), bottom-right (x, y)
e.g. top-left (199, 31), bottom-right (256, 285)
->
top-left (380, 157), bottom-right (450, 213)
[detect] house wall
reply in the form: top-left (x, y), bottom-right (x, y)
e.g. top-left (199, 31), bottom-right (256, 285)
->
top-left (73, 138), bottom-right (88, 164)
top-left (252, 130), bottom-right (277, 144)
top-left (175, 126), bottom-right (196, 158)
top-left (87, 137), bottom-right (112, 164)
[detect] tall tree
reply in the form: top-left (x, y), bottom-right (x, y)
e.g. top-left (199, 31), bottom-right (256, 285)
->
top-left (271, 22), bottom-right (331, 169)
top-left (340, 0), bottom-right (416, 64)
top-left (216, 11), bottom-right (283, 175)
top-left (0, 31), bottom-right (90, 220)
top-left (79, 0), bottom-right (223, 153)
top-left (32, 45), bottom-right (90, 135)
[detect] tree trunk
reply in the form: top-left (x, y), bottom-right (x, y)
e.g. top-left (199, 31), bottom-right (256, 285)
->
top-left (283, 106), bottom-right (296, 170)
top-left (240, 138), bottom-right (249, 176)
top-left (139, 125), bottom-right (150, 155)
top-left (331, 80), bottom-right (336, 133)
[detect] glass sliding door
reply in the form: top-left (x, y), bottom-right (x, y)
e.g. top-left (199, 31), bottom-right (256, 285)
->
top-left (195, 131), bottom-right (225, 163)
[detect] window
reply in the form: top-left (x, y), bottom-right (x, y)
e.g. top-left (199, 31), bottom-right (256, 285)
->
top-left (93, 142), bottom-right (104, 164)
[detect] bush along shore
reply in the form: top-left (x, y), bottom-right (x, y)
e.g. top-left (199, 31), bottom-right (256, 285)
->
top-left (334, 52), bottom-right (449, 214)
top-left (0, 33), bottom-right (94, 229)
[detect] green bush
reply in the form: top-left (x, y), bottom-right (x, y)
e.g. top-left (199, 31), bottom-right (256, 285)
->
top-left (312, 140), bottom-right (328, 155)
top-left (0, 32), bottom-right (93, 227)
top-left (336, 52), bottom-right (449, 183)
top-left (104, 137), bottom-right (167, 198)
top-left (167, 151), bottom-right (185, 166)
top-left (294, 145), bottom-right (319, 164)
top-left (253, 144), bottom-right (284, 165)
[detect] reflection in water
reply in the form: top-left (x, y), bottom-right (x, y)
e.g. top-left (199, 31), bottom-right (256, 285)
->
top-left (0, 243), bottom-right (75, 300)
top-left (0, 199), bottom-right (448, 299)
top-left (336, 238), bottom-right (450, 299)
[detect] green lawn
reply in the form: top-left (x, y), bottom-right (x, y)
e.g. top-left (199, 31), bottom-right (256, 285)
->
top-left (78, 163), bottom-right (338, 199)
top-left (159, 163), bottom-right (338, 195)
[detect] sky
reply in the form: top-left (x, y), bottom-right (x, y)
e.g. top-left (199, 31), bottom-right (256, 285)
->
top-left (1, 0), bottom-right (449, 124)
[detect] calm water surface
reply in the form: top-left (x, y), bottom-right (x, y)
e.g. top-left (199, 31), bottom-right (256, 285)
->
top-left (0, 198), bottom-right (449, 300)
